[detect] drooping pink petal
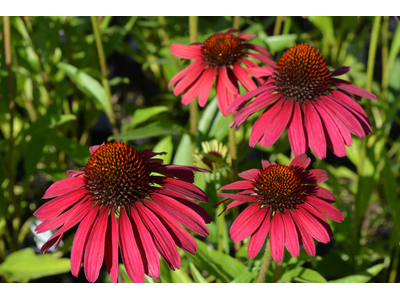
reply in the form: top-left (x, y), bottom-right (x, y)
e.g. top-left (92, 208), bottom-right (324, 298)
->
top-left (218, 193), bottom-right (257, 203)
top-left (289, 153), bottom-right (311, 172)
top-left (237, 32), bottom-right (257, 41)
top-left (331, 66), bottom-right (352, 76)
top-left (168, 59), bottom-right (204, 87)
top-left (290, 210), bottom-right (316, 257)
top-left (135, 203), bottom-right (181, 270)
top-left (288, 102), bottom-right (307, 156)
top-left (129, 205), bottom-right (160, 278)
top-left (300, 169), bottom-right (329, 184)
top-left (218, 200), bottom-right (247, 216)
top-left (42, 177), bottom-right (85, 199)
top-left (104, 208), bottom-right (118, 283)
top-left (270, 213), bottom-right (285, 262)
top-left (35, 189), bottom-right (88, 221)
top-left (313, 100), bottom-right (347, 157)
top-left (170, 44), bottom-right (203, 60)
top-left (233, 63), bottom-right (257, 92)
top-left (304, 186), bottom-right (336, 203)
top-left (119, 207), bottom-right (144, 283)
top-left (248, 209), bottom-right (271, 259)
top-left (144, 201), bottom-right (198, 256)
top-left (216, 71), bottom-right (230, 116)
top-left (84, 207), bottom-right (108, 283)
top-left (230, 202), bottom-right (266, 242)
top-left (301, 203), bottom-right (333, 237)
top-left (332, 78), bottom-right (378, 101)
top-left (154, 188), bottom-right (212, 223)
top-left (180, 71), bottom-right (205, 105)
top-left (306, 197), bottom-right (344, 222)
top-left (219, 180), bottom-right (255, 191)
top-left (244, 66), bottom-right (274, 78)
top-left (261, 99), bottom-right (294, 147)
top-left (238, 169), bottom-right (260, 180)
top-left (227, 84), bottom-right (274, 113)
top-left (246, 52), bottom-right (277, 67)
top-left (296, 206), bottom-right (330, 243)
top-left (198, 67), bottom-right (217, 107)
top-left (281, 211), bottom-right (299, 257)
top-left (150, 193), bottom-right (209, 237)
top-left (65, 170), bottom-right (85, 178)
top-left (303, 102), bottom-right (327, 159)
top-left (173, 64), bottom-right (205, 96)
top-left (70, 206), bottom-right (99, 277)
top-left (153, 176), bottom-right (209, 203)
top-left (219, 65), bottom-right (239, 94)
top-left (262, 160), bottom-right (276, 169)
top-left (89, 144), bottom-right (103, 155)
top-left (243, 43), bottom-right (273, 58)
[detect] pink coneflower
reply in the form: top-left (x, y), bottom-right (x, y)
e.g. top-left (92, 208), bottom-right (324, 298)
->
top-left (217, 154), bottom-right (344, 262)
top-left (228, 43), bottom-right (378, 159)
top-left (34, 142), bottom-right (212, 283)
top-left (169, 29), bottom-right (276, 116)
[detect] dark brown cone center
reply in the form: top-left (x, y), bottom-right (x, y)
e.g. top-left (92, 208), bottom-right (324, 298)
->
top-left (272, 44), bottom-right (332, 102)
top-left (84, 142), bottom-right (151, 207)
top-left (202, 33), bottom-right (244, 67)
top-left (253, 164), bottom-right (305, 212)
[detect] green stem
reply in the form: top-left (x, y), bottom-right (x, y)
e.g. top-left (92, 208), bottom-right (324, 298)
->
top-left (91, 16), bottom-right (119, 138)
top-left (273, 16), bottom-right (283, 36)
top-left (271, 261), bottom-right (282, 283)
top-left (189, 16), bottom-right (198, 163)
top-left (381, 16), bottom-right (389, 103)
top-left (153, 277), bottom-right (161, 283)
top-left (233, 16), bottom-right (240, 30)
top-left (282, 16), bottom-right (291, 35)
top-left (4, 16), bottom-right (19, 251)
top-left (256, 238), bottom-right (272, 283)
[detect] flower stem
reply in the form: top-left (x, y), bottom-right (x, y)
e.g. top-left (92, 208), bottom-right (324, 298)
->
top-left (256, 238), bottom-right (272, 283)
top-left (233, 16), bottom-right (240, 30)
top-left (381, 16), bottom-right (389, 102)
top-left (153, 277), bottom-right (161, 283)
top-left (91, 16), bottom-right (119, 138)
top-left (273, 16), bottom-right (283, 36)
top-left (189, 16), bottom-right (198, 162)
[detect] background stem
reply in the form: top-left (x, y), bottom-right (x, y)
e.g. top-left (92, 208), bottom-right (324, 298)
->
top-left (256, 238), bottom-right (272, 283)
top-left (189, 16), bottom-right (198, 163)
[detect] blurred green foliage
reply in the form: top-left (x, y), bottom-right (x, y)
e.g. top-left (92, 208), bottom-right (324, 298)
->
top-left (0, 16), bottom-right (399, 283)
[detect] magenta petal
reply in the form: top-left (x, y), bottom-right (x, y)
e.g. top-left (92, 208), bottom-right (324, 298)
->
top-left (218, 193), bottom-right (257, 203)
top-left (233, 63), bottom-right (257, 92)
top-left (332, 78), bottom-right (378, 101)
top-left (70, 206), bottom-right (99, 277)
top-left (270, 213), bottom-right (285, 262)
top-left (144, 201), bottom-right (198, 256)
top-left (169, 59), bottom-right (204, 87)
top-left (288, 102), bottom-right (307, 156)
top-left (230, 203), bottom-right (266, 243)
top-left (296, 207), bottom-right (330, 243)
top-left (84, 207), bottom-right (108, 283)
top-left (261, 99), bottom-right (294, 147)
top-left (304, 102), bottom-right (327, 159)
top-left (301, 169), bottom-right (329, 184)
top-left (301, 204), bottom-right (333, 237)
top-left (281, 211), bottom-right (299, 257)
top-left (306, 197), bottom-right (344, 222)
top-left (219, 65), bottom-right (238, 94)
top-left (129, 206), bottom-right (160, 278)
top-left (291, 210), bottom-right (316, 257)
top-left (65, 170), bottom-right (84, 178)
top-left (331, 66), bottom-right (352, 76)
top-left (181, 71), bottom-right (204, 105)
top-left (243, 43), bottom-right (273, 58)
top-left (237, 32), bottom-right (257, 41)
top-left (228, 84), bottom-right (274, 113)
top-left (304, 186), bottom-right (336, 203)
top-left (135, 203), bottom-right (181, 270)
top-left (246, 52), bottom-right (277, 67)
top-left (89, 144), bottom-right (103, 155)
top-left (244, 66), bottom-right (274, 78)
top-left (104, 208), bottom-right (118, 283)
top-left (174, 64), bottom-right (205, 96)
top-left (219, 180), bottom-right (255, 191)
top-left (248, 209), bottom-right (271, 259)
top-left (119, 207), bottom-right (144, 283)
top-left (150, 193), bottom-right (209, 237)
top-left (238, 169), bottom-right (260, 180)
top-left (289, 153), bottom-right (311, 172)
top-left (262, 160), bottom-right (276, 169)
top-left (170, 44), bottom-right (202, 60)
top-left (198, 67), bottom-right (217, 107)
top-left (154, 176), bottom-right (209, 203)
top-left (42, 177), bottom-right (85, 199)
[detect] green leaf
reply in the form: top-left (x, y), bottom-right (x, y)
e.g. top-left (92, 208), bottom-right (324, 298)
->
top-left (0, 248), bottom-right (70, 282)
top-left (110, 122), bottom-right (186, 141)
top-left (24, 133), bottom-right (47, 178)
top-left (187, 238), bottom-right (248, 282)
top-left (153, 135), bottom-right (173, 165)
top-left (278, 267), bottom-right (327, 283)
top-left (170, 268), bottom-right (194, 283)
top-left (25, 114), bottom-right (77, 136)
top-left (129, 106), bottom-right (169, 129)
top-left (231, 270), bottom-right (256, 283)
top-left (47, 132), bottom-right (90, 166)
top-left (172, 134), bottom-right (192, 166)
top-left (263, 34), bottom-right (298, 53)
top-left (189, 262), bottom-right (207, 283)
top-left (329, 263), bottom-right (385, 283)
top-left (198, 97), bottom-right (219, 136)
top-left (57, 62), bottom-right (111, 119)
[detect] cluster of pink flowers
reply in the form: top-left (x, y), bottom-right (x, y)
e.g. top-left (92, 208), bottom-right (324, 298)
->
top-left (35, 28), bottom-right (377, 283)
